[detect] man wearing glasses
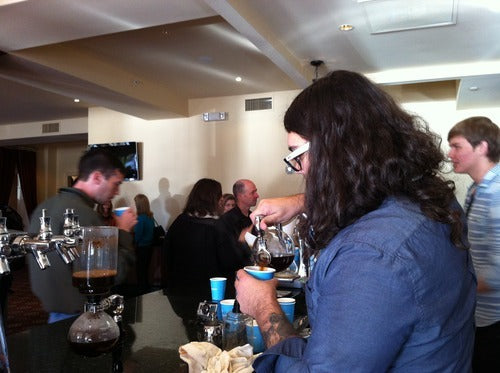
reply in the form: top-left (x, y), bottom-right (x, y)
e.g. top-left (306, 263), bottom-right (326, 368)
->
top-left (284, 142), bottom-right (310, 173)
top-left (234, 70), bottom-right (475, 372)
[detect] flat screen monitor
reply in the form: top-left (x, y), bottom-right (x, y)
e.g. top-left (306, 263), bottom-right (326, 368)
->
top-left (89, 141), bottom-right (140, 181)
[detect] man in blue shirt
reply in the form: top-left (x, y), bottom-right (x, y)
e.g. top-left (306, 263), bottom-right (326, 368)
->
top-left (234, 70), bottom-right (476, 372)
top-left (448, 116), bottom-right (500, 372)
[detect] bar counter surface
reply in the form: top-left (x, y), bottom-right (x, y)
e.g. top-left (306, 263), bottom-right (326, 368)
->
top-left (7, 290), bottom-right (202, 372)
top-left (7, 286), bottom-right (305, 372)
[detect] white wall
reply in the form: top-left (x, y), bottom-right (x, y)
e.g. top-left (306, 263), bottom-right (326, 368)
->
top-left (403, 100), bottom-right (500, 204)
top-left (87, 93), bottom-right (500, 229)
top-left (0, 117), bottom-right (87, 140)
top-left (88, 90), bottom-right (305, 228)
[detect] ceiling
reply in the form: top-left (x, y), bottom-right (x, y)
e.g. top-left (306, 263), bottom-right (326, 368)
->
top-left (1, 0), bottom-right (500, 127)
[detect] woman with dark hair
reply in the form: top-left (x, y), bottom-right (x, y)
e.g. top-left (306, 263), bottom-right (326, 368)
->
top-left (164, 178), bottom-right (248, 298)
top-left (96, 200), bottom-right (116, 226)
top-left (235, 71), bottom-right (476, 371)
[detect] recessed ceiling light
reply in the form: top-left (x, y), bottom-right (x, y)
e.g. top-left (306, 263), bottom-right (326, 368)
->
top-left (469, 86), bottom-right (479, 91)
top-left (73, 98), bottom-right (80, 103)
top-left (339, 24), bottom-right (354, 31)
top-left (235, 76), bottom-right (242, 82)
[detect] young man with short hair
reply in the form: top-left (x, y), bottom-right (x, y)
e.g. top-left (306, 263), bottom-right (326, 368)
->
top-left (448, 116), bottom-right (500, 372)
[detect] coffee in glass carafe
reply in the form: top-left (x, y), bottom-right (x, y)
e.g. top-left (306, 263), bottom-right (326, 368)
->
top-left (252, 216), bottom-right (295, 273)
top-left (67, 226), bottom-right (121, 356)
top-left (71, 226), bottom-right (118, 297)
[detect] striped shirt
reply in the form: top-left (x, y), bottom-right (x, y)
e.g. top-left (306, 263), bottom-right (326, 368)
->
top-left (465, 163), bottom-right (500, 327)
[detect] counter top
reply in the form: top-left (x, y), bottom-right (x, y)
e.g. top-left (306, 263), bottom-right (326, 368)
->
top-left (7, 290), bottom-right (198, 372)
top-left (6, 288), bottom-right (306, 372)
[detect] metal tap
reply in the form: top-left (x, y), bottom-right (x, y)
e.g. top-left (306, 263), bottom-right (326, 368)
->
top-left (0, 217), bottom-right (11, 275)
top-left (101, 294), bottom-right (125, 323)
top-left (38, 209), bottom-right (53, 240)
top-left (63, 208), bottom-right (74, 237)
top-left (252, 215), bottom-right (271, 266)
top-left (0, 209), bottom-right (80, 275)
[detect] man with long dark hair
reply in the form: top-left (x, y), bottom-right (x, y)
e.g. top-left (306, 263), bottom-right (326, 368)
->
top-left (235, 70), bottom-right (476, 371)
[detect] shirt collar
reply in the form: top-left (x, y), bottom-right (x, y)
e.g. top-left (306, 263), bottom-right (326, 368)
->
top-left (476, 163), bottom-right (500, 189)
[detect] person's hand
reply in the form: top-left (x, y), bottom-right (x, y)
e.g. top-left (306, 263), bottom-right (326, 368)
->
top-left (235, 269), bottom-right (278, 319)
top-left (115, 208), bottom-right (137, 232)
top-left (250, 194), bottom-right (305, 230)
top-left (235, 269), bottom-right (297, 348)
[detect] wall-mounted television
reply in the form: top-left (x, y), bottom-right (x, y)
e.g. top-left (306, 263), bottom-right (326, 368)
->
top-left (89, 141), bottom-right (141, 181)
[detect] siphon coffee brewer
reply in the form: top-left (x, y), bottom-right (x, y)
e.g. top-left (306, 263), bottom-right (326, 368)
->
top-left (67, 226), bottom-right (122, 357)
top-left (252, 215), bottom-right (296, 273)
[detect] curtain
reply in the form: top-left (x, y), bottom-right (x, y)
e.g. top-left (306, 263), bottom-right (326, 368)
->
top-left (0, 148), bottom-right (16, 205)
top-left (16, 149), bottom-right (37, 217)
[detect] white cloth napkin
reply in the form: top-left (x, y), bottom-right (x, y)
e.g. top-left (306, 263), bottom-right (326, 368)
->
top-left (179, 342), bottom-right (259, 373)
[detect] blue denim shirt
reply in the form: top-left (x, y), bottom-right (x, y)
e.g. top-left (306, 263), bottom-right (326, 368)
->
top-left (254, 197), bottom-right (476, 372)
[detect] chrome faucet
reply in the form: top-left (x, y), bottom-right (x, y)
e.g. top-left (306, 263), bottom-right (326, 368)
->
top-left (0, 209), bottom-right (80, 275)
top-left (0, 209), bottom-right (84, 372)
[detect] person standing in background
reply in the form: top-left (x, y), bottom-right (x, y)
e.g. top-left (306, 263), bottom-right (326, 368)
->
top-left (448, 116), bottom-right (500, 372)
top-left (28, 148), bottom-right (137, 323)
top-left (219, 193), bottom-right (236, 215)
top-left (164, 178), bottom-right (250, 298)
top-left (218, 179), bottom-right (259, 248)
top-left (133, 193), bottom-right (155, 291)
top-left (96, 200), bottom-right (116, 226)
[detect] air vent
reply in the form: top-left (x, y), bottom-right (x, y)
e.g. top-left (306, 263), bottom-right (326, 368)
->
top-left (42, 122), bottom-right (60, 133)
top-left (245, 97), bottom-right (272, 111)
top-left (360, 0), bottom-right (457, 34)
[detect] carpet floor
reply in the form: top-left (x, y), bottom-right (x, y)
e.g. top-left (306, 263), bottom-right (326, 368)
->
top-left (5, 261), bottom-right (48, 336)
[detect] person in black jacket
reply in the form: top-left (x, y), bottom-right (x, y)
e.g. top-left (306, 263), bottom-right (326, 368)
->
top-left (164, 178), bottom-right (251, 299)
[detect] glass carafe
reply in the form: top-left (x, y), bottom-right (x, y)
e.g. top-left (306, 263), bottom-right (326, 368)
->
top-left (67, 302), bottom-right (120, 357)
top-left (252, 216), bottom-right (295, 273)
top-left (67, 226), bottom-right (120, 356)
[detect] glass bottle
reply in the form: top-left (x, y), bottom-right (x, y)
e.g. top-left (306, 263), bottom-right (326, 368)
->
top-left (222, 300), bottom-right (249, 350)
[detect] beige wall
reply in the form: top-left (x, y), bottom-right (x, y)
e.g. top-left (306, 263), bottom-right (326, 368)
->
top-left (34, 141), bottom-right (87, 202)
top-left (18, 90), bottom-right (500, 229)
top-left (0, 117), bottom-right (87, 141)
top-left (88, 90), bottom-right (305, 227)
top-left (86, 91), bottom-right (500, 229)
top-left (402, 100), bottom-right (500, 204)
